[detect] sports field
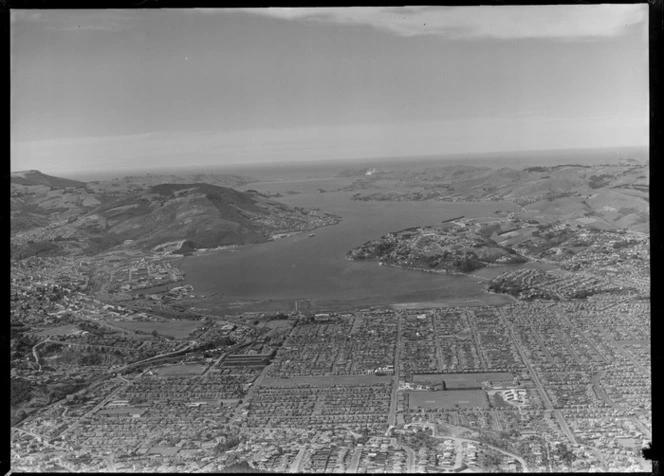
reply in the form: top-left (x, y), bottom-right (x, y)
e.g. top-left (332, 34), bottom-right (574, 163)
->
top-left (408, 389), bottom-right (488, 409)
top-left (154, 363), bottom-right (207, 375)
top-left (261, 375), bottom-right (392, 387)
top-left (111, 319), bottom-right (201, 338)
top-left (260, 319), bottom-right (293, 329)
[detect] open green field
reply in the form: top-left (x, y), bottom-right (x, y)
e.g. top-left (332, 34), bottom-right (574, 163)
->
top-left (259, 319), bottom-right (293, 329)
top-left (111, 319), bottom-right (201, 338)
top-left (148, 446), bottom-right (179, 456)
top-left (408, 389), bottom-right (488, 409)
top-left (617, 438), bottom-right (637, 449)
top-left (154, 363), bottom-right (207, 375)
top-left (413, 372), bottom-right (513, 388)
top-left (261, 375), bottom-right (392, 387)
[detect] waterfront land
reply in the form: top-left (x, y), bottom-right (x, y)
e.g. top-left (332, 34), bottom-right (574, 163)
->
top-left (10, 156), bottom-right (650, 472)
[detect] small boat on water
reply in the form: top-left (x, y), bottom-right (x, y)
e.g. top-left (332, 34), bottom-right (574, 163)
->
top-left (308, 233), bottom-right (316, 238)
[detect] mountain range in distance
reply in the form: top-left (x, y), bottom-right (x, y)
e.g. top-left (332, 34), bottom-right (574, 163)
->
top-left (342, 159), bottom-right (648, 232)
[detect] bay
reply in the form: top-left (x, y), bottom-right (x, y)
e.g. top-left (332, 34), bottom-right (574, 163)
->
top-left (181, 177), bottom-right (526, 310)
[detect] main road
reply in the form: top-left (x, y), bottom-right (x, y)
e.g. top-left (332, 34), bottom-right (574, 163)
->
top-left (388, 313), bottom-right (403, 427)
top-left (496, 308), bottom-right (578, 446)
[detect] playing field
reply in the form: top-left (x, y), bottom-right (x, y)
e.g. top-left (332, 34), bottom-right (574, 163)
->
top-left (617, 438), bottom-right (637, 449)
top-left (260, 319), bottom-right (293, 329)
top-left (111, 319), bottom-right (201, 338)
top-left (154, 363), bottom-right (207, 375)
top-left (148, 446), bottom-right (179, 456)
top-left (408, 389), bottom-right (489, 409)
top-left (413, 372), bottom-right (513, 389)
top-left (261, 375), bottom-right (392, 387)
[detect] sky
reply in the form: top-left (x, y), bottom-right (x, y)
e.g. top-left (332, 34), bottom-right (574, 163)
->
top-left (11, 6), bottom-right (649, 176)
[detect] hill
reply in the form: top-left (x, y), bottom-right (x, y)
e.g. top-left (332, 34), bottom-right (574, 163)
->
top-left (348, 223), bottom-right (527, 273)
top-left (11, 170), bottom-right (87, 189)
top-left (342, 160), bottom-right (648, 231)
top-left (11, 173), bottom-right (341, 259)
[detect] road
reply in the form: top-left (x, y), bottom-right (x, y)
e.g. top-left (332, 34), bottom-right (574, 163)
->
top-left (452, 439), bottom-right (464, 470)
top-left (231, 362), bottom-right (272, 423)
top-left (388, 313), bottom-right (403, 427)
top-left (497, 308), bottom-right (578, 446)
top-left (13, 427), bottom-right (51, 445)
top-left (591, 371), bottom-right (616, 408)
top-left (465, 309), bottom-right (489, 369)
top-left (455, 436), bottom-right (528, 472)
top-left (531, 328), bottom-right (555, 363)
top-left (289, 447), bottom-right (308, 473)
top-left (395, 442), bottom-right (417, 473)
top-left (348, 447), bottom-right (363, 473)
top-left (434, 434), bottom-right (528, 471)
top-left (102, 456), bottom-right (116, 472)
top-left (430, 312), bottom-right (444, 372)
top-left (31, 340), bottom-right (47, 371)
top-left (555, 311), bottom-right (608, 363)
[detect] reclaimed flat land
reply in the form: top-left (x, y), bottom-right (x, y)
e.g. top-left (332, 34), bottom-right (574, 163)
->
top-left (261, 375), bottom-right (392, 387)
top-left (408, 389), bottom-right (488, 409)
top-left (154, 364), bottom-right (207, 376)
top-left (111, 319), bottom-right (200, 338)
top-left (413, 372), bottom-right (513, 388)
top-left (391, 293), bottom-right (514, 309)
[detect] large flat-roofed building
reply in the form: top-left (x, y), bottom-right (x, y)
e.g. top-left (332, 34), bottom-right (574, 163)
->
top-left (221, 350), bottom-right (275, 367)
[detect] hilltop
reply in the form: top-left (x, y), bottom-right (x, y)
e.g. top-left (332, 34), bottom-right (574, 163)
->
top-left (11, 171), bottom-right (341, 259)
top-left (11, 170), bottom-right (87, 189)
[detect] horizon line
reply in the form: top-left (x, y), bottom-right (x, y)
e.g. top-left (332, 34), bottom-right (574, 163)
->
top-left (14, 144), bottom-right (649, 181)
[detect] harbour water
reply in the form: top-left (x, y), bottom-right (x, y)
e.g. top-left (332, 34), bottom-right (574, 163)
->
top-left (181, 175), bottom-right (533, 310)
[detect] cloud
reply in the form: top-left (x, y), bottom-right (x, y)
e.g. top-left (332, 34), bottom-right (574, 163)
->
top-left (238, 5), bottom-right (647, 40)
